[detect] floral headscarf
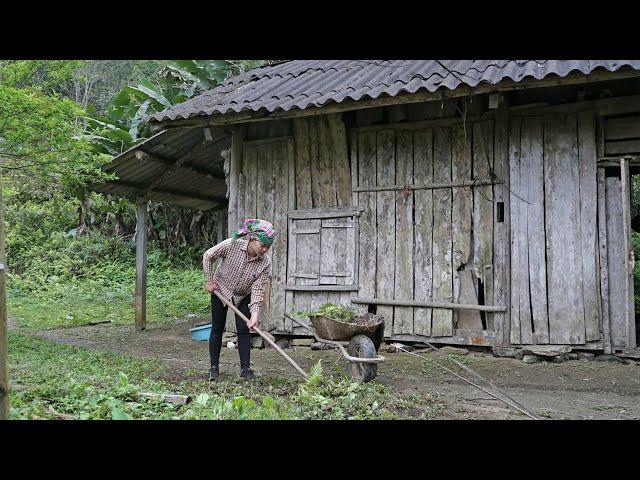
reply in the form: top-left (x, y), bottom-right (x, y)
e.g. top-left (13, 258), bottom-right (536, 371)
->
top-left (232, 218), bottom-right (276, 245)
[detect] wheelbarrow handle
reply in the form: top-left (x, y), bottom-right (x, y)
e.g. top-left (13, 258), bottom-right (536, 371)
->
top-left (282, 312), bottom-right (320, 340)
top-left (212, 291), bottom-right (308, 379)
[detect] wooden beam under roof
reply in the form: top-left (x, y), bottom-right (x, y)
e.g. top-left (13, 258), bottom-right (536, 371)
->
top-left (106, 179), bottom-right (227, 205)
top-left (134, 150), bottom-right (225, 180)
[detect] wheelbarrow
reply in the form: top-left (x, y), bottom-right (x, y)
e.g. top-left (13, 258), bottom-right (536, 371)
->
top-left (283, 312), bottom-right (386, 383)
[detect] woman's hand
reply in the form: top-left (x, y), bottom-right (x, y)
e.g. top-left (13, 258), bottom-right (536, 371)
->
top-left (205, 281), bottom-right (219, 294)
top-left (247, 312), bottom-right (259, 332)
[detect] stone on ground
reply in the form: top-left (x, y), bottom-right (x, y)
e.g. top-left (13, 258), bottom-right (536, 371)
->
top-left (440, 346), bottom-right (469, 355)
top-left (577, 352), bottom-right (595, 360)
top-left (522, 354), bottom-right (540, 364)
top-left (290, 338), bottom-right (314, 346)
top-left (521, 345), bottom-right (572, 357)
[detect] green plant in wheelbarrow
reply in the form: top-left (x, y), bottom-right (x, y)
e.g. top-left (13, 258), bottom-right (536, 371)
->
top-left (308, 303), bottom-right (358, 323)
top-left (306, 303), bottom-right (385, 383)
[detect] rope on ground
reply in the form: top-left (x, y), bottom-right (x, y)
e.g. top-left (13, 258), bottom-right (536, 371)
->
top-left (392, 344), bottom-right (540, 420)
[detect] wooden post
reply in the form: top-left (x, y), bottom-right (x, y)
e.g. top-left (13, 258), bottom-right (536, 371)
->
top-left (135, 197), bottom-right (148, 331)
top-left (0, 173), bottom-right (9, 419)
top-left (228, 125), bottom-right (245, 236)
top-left (620, 157), bottom-right (636, 349)
top-left (597, 168), bottom-right (613, 354)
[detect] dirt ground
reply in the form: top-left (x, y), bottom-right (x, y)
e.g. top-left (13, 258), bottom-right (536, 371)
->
top-left (22, 318), bottom-right (640, 420)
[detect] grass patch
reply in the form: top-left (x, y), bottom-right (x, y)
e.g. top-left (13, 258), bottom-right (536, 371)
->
top-left (8, 333), bottom-right (428, 420)
top-left (7, 267), bottom-right (210, 330)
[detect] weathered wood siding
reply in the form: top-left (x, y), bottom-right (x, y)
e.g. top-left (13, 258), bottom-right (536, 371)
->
top-left (235, 136), bottom-right (294, 332)
top-left (352, 120), bottom-right (497, 337)
top-left (601, 164), bottom-right (636, 350)
top-left (509, 112), bottom-right (600, 345)
top-left (284, 115), bottom-right (354, 331)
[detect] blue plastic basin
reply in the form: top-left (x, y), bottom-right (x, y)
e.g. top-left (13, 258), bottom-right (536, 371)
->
top-left (189, 324), bottom-right (212, 341)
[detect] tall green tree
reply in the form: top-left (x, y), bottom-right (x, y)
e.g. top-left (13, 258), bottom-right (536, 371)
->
top-left (0, 84), bottom-right (111, 193)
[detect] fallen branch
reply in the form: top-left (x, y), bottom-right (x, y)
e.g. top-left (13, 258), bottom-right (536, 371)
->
top-left (136, 392), bottom-right (191, 405)
top-left (47, 405), bottom-right (75, 420)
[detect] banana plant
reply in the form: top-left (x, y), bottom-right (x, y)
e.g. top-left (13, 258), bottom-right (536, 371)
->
top-left (84, 60), bottom-right (249, 156)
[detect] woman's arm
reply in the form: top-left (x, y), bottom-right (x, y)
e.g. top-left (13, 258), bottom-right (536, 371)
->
top-left (203, 238), bottom-right (233, 282)
top-left (247, 267), bottom-right (270, 329)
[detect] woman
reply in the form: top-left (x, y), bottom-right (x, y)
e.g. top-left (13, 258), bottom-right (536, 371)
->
top-left (203, 219), bottom-right (275, 380)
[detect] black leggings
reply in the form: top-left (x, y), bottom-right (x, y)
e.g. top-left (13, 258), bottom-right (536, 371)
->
top-left (209, 294), bottom-right (251, 369)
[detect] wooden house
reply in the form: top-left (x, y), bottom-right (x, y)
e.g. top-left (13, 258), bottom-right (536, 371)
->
top-left (98, 60), bottom-right (640, 356)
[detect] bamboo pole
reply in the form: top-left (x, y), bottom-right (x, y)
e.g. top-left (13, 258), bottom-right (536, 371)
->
top-left (213, 291), bottom-right (308, 379)
top-left (0, 172), bottom-right (8, 419)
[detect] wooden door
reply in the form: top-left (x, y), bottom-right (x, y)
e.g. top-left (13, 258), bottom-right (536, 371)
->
top-left (509, 112), bottom-right (600, 345)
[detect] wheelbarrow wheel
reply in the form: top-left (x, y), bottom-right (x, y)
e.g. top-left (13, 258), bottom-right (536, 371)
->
top-left (347, 335), bottom-right (377, 383)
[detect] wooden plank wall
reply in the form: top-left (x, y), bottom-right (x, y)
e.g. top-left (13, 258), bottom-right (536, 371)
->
top-left (451, 125), bottom-right (479, 331)
top-left (287, 115), bottom-right (353, 329)
top-left (509, 112), bottom-right (600, 345)
top-left (236, 134), bottom-right (293, 332)
top-left (394, 131), bottom-right (414, 334)
top-left (413, 130), bottom-right (434, 336)
top-left (353, 121), bottom-right (495, 337)
top-left (431, 128), bottom-right (454, 336)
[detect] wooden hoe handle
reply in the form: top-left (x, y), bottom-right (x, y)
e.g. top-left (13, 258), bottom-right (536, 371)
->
top-left (213, 290), bottom-right (308, 379)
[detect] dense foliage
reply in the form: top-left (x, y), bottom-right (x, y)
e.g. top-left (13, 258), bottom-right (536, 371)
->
top-left (1, 60), bottom-right (265, 332)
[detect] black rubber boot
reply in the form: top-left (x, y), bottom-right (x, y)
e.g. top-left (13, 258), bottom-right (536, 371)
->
top-left (239, 368), bottom-right (255, 380)
top-left (208, 365), bottom-right (220, 380)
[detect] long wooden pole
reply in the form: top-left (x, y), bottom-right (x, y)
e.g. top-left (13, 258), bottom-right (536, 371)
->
top-left (352, 179), bottom-right (503, 193)
top-left (135, 197), bottom-right (147, 331)
top-left (353, 297), bottom-right (506, 312)
top-left (0, 172), bottom-right (9, 419)
top-left (213, 290), bottom-right (308, 379)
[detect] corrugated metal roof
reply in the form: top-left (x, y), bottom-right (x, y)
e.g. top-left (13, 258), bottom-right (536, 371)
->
top-left (150, 60), bottom-right (640, 123)
top-left (92, 127), bottom-right (230, 211)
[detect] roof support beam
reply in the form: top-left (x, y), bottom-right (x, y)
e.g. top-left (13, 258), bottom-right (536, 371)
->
top-left (107, 179), bottom-right (227, 205)
top-left (132, 131), bottom-right (230, 195)
top-left (150, 69), bottom-right (640, 129)
top-left (135, 150), bottom-right (225, 180)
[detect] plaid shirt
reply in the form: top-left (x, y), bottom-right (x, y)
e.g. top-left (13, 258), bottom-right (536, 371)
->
top-left (203, 238), bottom-right (271, 315)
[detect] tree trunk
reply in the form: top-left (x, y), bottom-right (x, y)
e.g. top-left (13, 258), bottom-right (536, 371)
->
top-left (0, 170), bottom-right (10, 419)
